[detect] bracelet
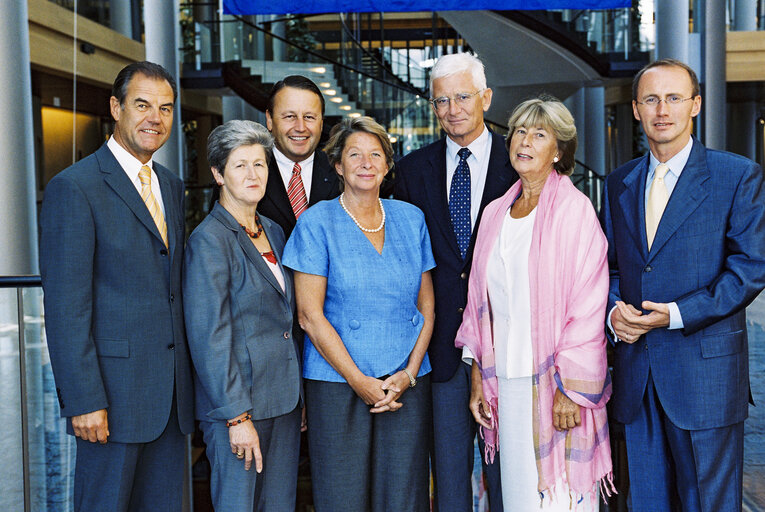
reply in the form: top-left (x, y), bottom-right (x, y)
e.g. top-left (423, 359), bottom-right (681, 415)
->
top-left (402, 368), bottom-right (417, 389)
top-left (226, 413), bottom-right (252, 427)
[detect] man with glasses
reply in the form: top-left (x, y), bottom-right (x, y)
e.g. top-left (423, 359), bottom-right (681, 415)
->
top-left (601, 58), bottom-right (765, 511)
top-left (395, 52), bottom-right (517, 512)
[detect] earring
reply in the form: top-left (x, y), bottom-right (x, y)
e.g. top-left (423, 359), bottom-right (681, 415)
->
top-left (553, 156), bottom-right (559, 163)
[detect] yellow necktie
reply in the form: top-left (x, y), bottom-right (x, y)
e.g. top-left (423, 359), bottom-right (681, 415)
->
top-left (646, 163), bottom-right (670, 250)
top-left (139, 165), bottom-right (168, 247)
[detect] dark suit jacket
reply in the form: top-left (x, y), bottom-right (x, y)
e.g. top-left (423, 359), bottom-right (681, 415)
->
top-left (39, 142), bottom-right (195, 443)
top-left (183, 203), bottom-right (302, 422)
top-left (394, 131), bottom-right (518, 382)
top-left (600, 138), bottom-right (765, 430)
top-left (257, 150), bottom-right (340, 238)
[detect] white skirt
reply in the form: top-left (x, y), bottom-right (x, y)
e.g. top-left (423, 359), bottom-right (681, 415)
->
top-left (497, 376), bottom-right (598, 511)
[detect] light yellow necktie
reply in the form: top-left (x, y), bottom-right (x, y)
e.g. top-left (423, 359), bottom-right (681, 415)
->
top-left (139, 165), bottom-right (168, 247)
top-left (646, 163), bottom-right (670, 250)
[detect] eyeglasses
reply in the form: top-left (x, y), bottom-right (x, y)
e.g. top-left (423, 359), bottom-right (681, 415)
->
top-left (636, 95), bottom-right (696, 107)
top-left (430, 90), bottom-right (484, 112)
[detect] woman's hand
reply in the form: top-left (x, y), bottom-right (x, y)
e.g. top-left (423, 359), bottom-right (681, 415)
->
top-left (228, 417), bottom-right (263, 472)
top-left (371, 371), bottom-right (410, 413)
top-left (552, 388), bottom-right (581, 431)
top-left (469, 361), bottom-right (492, 429)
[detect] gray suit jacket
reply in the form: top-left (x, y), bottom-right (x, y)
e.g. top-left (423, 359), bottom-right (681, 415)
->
top-left (183, 202), bottom-right (302, 422)
top-left (39, 142), bottom-right (195, 443)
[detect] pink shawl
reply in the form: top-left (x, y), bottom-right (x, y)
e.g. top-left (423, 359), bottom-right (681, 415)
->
top-left (455, 171), bottom-right (614, 505)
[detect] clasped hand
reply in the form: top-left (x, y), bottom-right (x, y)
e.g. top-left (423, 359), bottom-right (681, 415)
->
top-left (611, 300), bottom-right (670, 343)
top-left (351, 372), bottom-right (409, 413)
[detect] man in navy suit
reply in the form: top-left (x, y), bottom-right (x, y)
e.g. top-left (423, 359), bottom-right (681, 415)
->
top-left (601, 59), bottom-right (765, 511)
top-left (395, 52), bottom-right (516, 512)
top-left (40, 61), bottom-right (194, 511)
top-left (259, 75), bottom-right (340, 237)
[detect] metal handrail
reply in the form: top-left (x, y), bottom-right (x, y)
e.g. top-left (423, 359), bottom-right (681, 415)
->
top-left (0, 275), bottom-right (42, 287)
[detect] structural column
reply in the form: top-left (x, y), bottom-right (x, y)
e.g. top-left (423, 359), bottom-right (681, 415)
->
top-left (700, 0), bottom-right (727, 150)
top-left (109, 0), bottom-right (133, 39)
top-left (655, 0), bottom-right (689, 62)
top-left (144, 0), bottom-right (185, 178)
top-left (729, 0), bottom-right (757, 159)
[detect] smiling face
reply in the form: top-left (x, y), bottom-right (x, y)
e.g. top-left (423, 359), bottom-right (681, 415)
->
top-left (110, 73), bottom-right (174, 163)
top-left (334, 131), bottom-right (389, 196)
top-left (431, 71), bottom-right (492, 147)
top-left (266, 86), bottom-right (323, 163)
top-left (212, 144), bottom-right (269, 211)
top-left (508, 125), bottom-right (559, 181)
top-left (632, 65), bottom-right (702, 160)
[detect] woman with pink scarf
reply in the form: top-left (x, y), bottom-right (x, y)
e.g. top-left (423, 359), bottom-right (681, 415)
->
top-left (456, 96), bottom-right (614, 510)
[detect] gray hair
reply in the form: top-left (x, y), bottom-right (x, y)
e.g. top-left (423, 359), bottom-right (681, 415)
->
top-left (506, 95), bottom-right (578, 176)
top-left (207, 120), bottom-right (274, 173)
top-left (429, 52), bottom-right (487, 97)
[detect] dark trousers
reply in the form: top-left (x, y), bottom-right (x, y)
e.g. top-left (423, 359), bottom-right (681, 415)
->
top-left (305, 376), bottom-right (431, 512)
top-left (201, 405), bottom-right (301, 512)
top-left (73, 397), bottom-right (185, 512)
top-left (623, 373), bottom-right (744, 512)
top-left (431, 362), bottom-right (503, 512)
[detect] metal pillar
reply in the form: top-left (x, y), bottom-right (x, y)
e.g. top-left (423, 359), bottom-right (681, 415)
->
top-left (700, 0), bottom-right (727, 150)
top-left (732, 0), bottom-right (758, 30)
top-left (0, 0), bottom-right (37, 275)
top-left (585, 86), bottom-right (606, 175)
top-left (143, 0), bottom-right (185, 178)
top-left (656, 0), bottom-right (690, 62)
top-left (564, 87), bottom-right (586, 167)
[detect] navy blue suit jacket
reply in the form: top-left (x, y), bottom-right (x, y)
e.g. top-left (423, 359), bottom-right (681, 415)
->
top-left (394, 131), bottom-right (518, 382)
top-left (257, 150), bottom-right (340, 239)
top-left (600, 138), bottom-right (765, 430)
top-left (183, 203), bottom-right (302, 423)
top-left (40, 143), bottom-right (195, 443)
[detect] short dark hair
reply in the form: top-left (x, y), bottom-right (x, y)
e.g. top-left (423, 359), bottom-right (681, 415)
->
top-left (112, 61), bottom-right (177, 105)
top-left (632, 58), bottom-right (700, 102)
top-left (266, 75), bottom-right (325, 116)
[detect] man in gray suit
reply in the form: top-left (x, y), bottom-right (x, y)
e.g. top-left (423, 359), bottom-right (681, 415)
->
top-left (40, 61), bottom-right (194, 511)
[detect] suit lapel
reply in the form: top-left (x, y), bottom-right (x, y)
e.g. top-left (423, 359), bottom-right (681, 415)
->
top-left (261, 159), bottom-right (296, 230)
top-left (98, 145), bottom-right (168, 248)
top-left (156, 165), bottom-right (179, 256)
top-left (309, 151), bottom-right (338, 205)
top-left (647, 141), bottom-right (710, 260)
top-left (423, 139), bottom-right (462, 258)
top-left (618, 156), bottom-right (650, 259)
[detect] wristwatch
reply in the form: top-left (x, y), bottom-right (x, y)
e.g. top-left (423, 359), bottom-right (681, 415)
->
top-left (402, 368), bottom-right (417, 388)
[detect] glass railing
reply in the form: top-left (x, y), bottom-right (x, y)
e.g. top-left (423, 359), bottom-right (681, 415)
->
top-left (0, 276), bottom-right (74, 512)
top-left (180, 5), bottom-right (442, 157)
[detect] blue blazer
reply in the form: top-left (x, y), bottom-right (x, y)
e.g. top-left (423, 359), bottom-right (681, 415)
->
top-left (394, 131), bottom-right (518, 382)
top-left (600, 138), bottom-right (765, 430)
top-left (183, 203), bottom-right (301, 422)
top-left (40, 142), bottom-right (195, 443)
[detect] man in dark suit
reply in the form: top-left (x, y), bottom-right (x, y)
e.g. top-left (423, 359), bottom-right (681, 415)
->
top-left (601, 59), bottom-right (765, 511)
top-left (395, 52), bottom-right (516, 512)
top-left (259, 75), bottom-right (340, 236)
top-left (40, 61), bottom-right (194, 511)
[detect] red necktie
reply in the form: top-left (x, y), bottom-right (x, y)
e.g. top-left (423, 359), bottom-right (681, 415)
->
top-left (287, 162), bottom-right (308, 219)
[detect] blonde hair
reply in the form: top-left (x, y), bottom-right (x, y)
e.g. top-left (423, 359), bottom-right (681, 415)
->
top-left (505, 95), bottom-right (577, 176)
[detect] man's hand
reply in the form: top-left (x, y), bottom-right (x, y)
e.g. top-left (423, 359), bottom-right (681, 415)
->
top-left (71, 409), bottom-right (109, 443)
top-left (610, 300), bottom-right (670, 343)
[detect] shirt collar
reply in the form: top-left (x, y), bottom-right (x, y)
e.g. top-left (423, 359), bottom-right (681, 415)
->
top-left (445, 125), bottom-right (490, 163)
top-left (649, 137), bottom-right (694, 179)
top-left (273, 146), bottom-right (315, 170)
top-left (107, 135), bottom-right (154, 181)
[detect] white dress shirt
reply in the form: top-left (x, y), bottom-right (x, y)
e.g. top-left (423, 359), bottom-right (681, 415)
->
top-left (107, 136), bottom-right (165, 216)
top-left (273, 146), bottom-right (315, 200)
top-left (445, 126), bottom-right (492, 228)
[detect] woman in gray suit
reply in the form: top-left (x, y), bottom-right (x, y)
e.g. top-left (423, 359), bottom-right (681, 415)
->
top-left (183, 120), bottom-right (302, 511)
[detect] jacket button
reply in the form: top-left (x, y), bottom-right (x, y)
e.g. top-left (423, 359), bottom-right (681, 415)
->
top-left (460, 272), bottom-right (467, 280)
top-left (349, 320), bottom-right (361, 330)
top-left (457, 307), bottom-right (464, 313)
top-left (168, 344), bottom-right (175, 349)
top-left (283, 331), bottom-right (290, 339)
top-left (644, 266), bottom-right (652, 273)
top-left (169, 294), bottom-right (175, 302)
top-left (160, 249), bottom-right (168, 256)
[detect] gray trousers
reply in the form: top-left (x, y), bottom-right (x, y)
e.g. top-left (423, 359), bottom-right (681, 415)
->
top-left (305, 376), bottom-right (431, 512)
top-left (201, 405), bottom-right (301, 512)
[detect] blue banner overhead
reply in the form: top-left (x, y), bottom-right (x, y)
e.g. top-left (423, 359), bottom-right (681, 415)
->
top-left (223, 0), bottom-right (631, 15)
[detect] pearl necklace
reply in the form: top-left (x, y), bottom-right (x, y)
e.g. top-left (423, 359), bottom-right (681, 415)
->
top-left (339, 193), bottom-right (385, 233)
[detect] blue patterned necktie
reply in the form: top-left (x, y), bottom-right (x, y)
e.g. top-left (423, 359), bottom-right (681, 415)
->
top-left (450, 147), bottom-right (472, 259)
